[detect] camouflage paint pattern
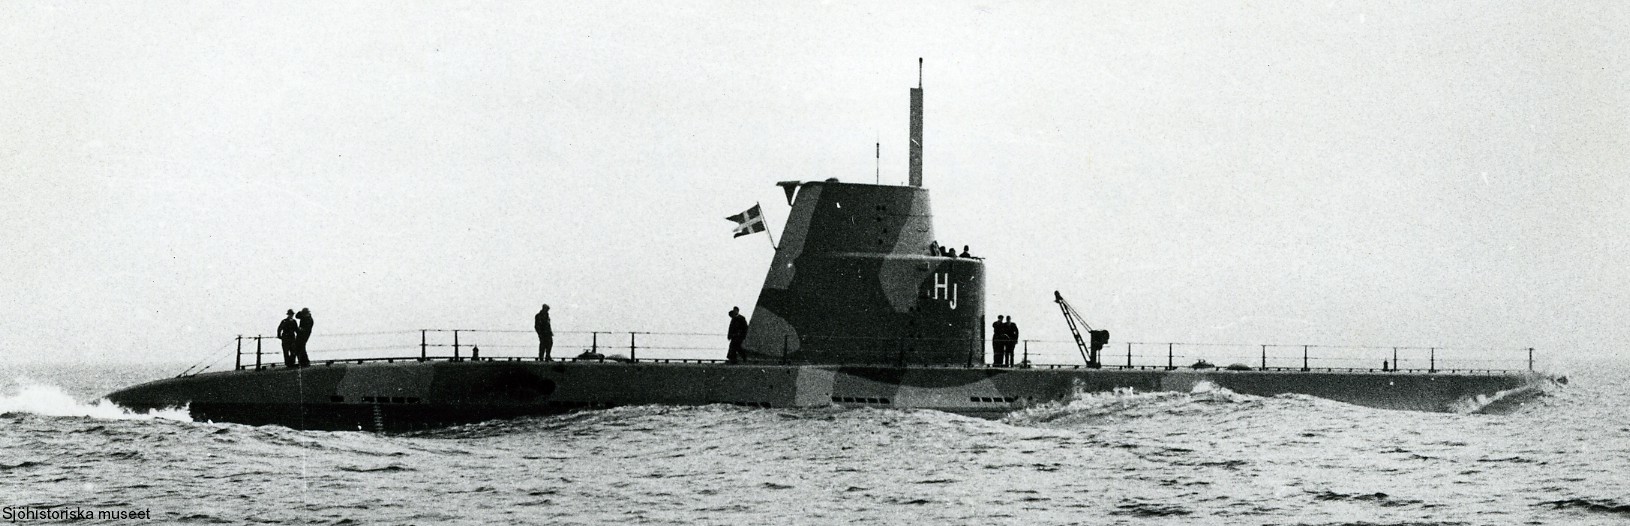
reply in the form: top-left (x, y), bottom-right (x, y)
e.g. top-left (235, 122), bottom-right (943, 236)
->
top-left (106, 360), bottom-right (1547, 431)
top-left (743, 181), bottom-right (985, 365)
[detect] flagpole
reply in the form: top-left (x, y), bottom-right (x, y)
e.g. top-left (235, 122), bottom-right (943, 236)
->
top-left (758, 202), bottom-right (778, 251)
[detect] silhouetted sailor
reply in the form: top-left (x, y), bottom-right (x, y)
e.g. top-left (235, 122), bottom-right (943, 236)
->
top-left (276, 309), bottom-right (299, 367)
top-left (726, 306), bottom-right (748, 364)
top-left (991, 317), bottom-right (1004, 366)
top-left (959, 245), bottom-right (971, 258)
top-left (1007, 317), bottom-right (1020, 366)
top-left (535, 304), bottom-right (554, 361)
top-left (991, 316), bottom-right (1005, 366)
top-left (994, 315), bottom-right (1018, 367)
top-left (928, 241), bottom-right (940, 256)
top-left (293, 308), bottom-right (313, 367)
top-left (996, 315), bottom-right (1018, 366)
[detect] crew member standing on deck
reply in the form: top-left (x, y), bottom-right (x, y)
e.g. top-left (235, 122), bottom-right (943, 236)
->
top-left (726, 307), bottom-right (748, 364)
top-left (992, 316), bottom-right (1006, 366)
top-left (1003, 316), bottom-right (1017, 366)
top-left (276, 309), bottom-right (299, 367)
top-left (1004, 316), bottom-right (1018, 366)
top-left (995, 315), bottom-right (1016, 367)
top-left (1004, 317), bottom-right (1017, 366)
top-left (535, 304), bottom-right (554, 361)
top-left (293, 308), bottom-right (313, 367)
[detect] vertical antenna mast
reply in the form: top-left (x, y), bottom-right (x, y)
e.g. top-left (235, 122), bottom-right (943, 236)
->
top-left (875, 135), bottom-right (880, 184)
top-left (908, 58), bottom-right (924, 188)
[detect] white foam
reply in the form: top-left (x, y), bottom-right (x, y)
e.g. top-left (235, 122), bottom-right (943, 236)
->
top-left (0, 378), bottom-right (191, 421)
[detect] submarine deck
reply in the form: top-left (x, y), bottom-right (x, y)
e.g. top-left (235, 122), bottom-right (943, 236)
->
top-left (107, 352), bottom-right (1550, 432)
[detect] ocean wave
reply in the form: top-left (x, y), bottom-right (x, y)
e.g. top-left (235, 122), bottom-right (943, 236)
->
top-left (336, 463), bottom-right (415, 473)
top-left (1000, 381), bottom-right (1267, 427)
top-left (0, 377), bottom-right (189, 421)
top-left (1538, 497), bottom-right (1630, 516)
top-left (1111, 498), bottom-right (1192, 517)
top-left (1310, 490), bottom-right (1424, 507)
top-left (1451, 381), bottom-right (1551, 414)
top-left (408, 403), bottom-right (996, 441)
top-left (406, 403), bottom-right (764, 439)
top-left (0, 460), bottom-right (46, 471)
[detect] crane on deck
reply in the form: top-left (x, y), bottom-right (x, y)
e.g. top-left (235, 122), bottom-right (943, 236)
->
top-left (1054, 291), bottom-right (1108, 368)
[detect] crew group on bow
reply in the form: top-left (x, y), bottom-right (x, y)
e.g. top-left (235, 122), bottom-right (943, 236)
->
top-left (276, 308), bottom-right (315, 367)
top-left (928, 241), bottom-right (978, 259)
top-left (991, 315), bottom-right (1020, 367)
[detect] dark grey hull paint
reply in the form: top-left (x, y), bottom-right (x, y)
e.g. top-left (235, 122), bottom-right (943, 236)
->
top-left (105, 360), bottom-right (1549, 432)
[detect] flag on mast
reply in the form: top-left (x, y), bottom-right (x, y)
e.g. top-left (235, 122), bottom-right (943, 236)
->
top-left (726, 204), bottom-right (767, 238)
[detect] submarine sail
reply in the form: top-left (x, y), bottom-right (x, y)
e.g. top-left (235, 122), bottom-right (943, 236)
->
top-left (744, 58), bottom-right (983, 365)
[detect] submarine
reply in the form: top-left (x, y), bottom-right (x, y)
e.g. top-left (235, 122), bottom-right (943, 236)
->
top-left (106, 63), bottom-right (1552, 431)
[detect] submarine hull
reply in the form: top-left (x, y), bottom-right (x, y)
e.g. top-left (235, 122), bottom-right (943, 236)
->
top-left (106, 360), bottom-right (1547, 432)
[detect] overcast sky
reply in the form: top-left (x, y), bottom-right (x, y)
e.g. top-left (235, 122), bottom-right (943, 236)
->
top-left (3, 1), bottom-right (1626, 368)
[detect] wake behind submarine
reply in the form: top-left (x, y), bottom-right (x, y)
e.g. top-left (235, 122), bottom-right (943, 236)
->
top-left (106, 63), bottom-right (1553, 431)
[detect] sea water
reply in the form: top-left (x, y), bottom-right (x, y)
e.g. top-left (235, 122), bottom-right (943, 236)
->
top-left (1, 360), bottom-right (1624, 525)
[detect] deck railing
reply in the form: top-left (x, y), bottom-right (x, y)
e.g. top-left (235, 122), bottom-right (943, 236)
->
top-left (218, 329), bottom-right (1539, 376)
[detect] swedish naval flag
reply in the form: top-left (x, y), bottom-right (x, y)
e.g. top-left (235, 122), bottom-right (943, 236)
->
top-left (727, 204), bottom-right (766, 238)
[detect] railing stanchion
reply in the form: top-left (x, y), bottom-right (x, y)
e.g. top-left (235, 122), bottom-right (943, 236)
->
top-left (205, 332), bottom-right (1536, 375)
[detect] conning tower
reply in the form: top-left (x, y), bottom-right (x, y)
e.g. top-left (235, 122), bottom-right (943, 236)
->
top-left (743, 60), bottom-right (986, 364)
